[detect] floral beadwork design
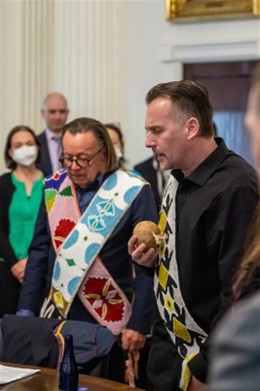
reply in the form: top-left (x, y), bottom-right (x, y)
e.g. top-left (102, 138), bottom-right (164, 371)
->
top-left (81, 277), bottom-right (125, 322)
top-left (54, 219), bottom-right (76, 249)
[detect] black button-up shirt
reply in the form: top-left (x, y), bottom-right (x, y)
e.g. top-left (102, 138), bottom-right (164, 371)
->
top-left (170, 138), bottom-right (259, 380)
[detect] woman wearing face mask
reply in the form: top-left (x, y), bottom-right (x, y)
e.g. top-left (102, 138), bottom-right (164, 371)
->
top-left (105, 123), bottom-right (126, 169)
top-left (0, 125), bottom-right (44, 316)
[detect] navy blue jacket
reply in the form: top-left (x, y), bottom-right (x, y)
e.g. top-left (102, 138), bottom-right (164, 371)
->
top-left (37, 131), bottom-right (53, 177)
top-left (134, 157), bottom-right (162, 211)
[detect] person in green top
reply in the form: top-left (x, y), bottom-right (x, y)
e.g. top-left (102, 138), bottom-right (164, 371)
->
top-left (0, 125), bottom-right (44, 316)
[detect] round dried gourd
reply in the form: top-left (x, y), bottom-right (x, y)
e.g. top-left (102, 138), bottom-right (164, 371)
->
top-left (133, 221), bottom-right (161, 250)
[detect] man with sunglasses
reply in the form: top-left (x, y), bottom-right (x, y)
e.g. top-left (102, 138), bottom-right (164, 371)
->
top-left (17, 117), bottom-right (158, 381)
top-left (37, 92), bottom-right (69, 176)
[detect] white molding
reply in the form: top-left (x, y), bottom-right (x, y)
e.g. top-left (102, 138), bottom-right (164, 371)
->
top-left (160, 39), bottom-right (260, 63)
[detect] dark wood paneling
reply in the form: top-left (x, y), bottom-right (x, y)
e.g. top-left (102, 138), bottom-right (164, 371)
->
top-left (184, 61), bottom-right (258, 111)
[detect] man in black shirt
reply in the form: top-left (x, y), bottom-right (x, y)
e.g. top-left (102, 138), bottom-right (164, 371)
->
top-left (128, 80), bottom-right (259, 391)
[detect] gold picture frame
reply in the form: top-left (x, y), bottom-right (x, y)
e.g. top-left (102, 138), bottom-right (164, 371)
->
top-left (166, 0), bottom-right (260, 22)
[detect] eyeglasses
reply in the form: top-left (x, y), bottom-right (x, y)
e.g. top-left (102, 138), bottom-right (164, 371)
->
top-left (47, 109), bottom-right (69, 114)
top-left (59, 148), bottom-right (103, 168)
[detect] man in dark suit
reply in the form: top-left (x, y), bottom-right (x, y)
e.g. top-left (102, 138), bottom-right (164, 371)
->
top-left (134, 156), bottom-right (169, 211)
top-left (37, 92), bottom-right (69, 176)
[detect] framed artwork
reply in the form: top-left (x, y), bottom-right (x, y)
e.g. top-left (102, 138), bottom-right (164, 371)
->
top-left (166, 0), bottom-right (260, 22)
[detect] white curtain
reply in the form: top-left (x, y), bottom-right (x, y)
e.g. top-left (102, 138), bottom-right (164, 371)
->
top-left (214, 111), bottom-right (253, 165)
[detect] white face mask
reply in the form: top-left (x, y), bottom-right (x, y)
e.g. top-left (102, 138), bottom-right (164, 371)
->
top-left (115, 147), bottom-right (123, 160)
top-left (12, 145), bottom-right (38, 167)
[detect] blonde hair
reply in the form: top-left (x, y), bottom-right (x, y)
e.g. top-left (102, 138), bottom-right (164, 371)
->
top-left (233, 204), bottom-right (260, 298)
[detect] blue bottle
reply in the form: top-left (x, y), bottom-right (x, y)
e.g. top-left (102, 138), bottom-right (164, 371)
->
top-left (59, 334), bottom-right (79, 391)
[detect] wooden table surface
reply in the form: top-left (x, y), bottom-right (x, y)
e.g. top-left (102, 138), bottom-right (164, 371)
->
top-left (0, 362), bottom-right (145, 391)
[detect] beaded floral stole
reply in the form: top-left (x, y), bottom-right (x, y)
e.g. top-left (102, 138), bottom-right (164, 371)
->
top-left (154, 175), bottom-right (207, 390)
top-left (41, 169), bottom-right (145, 335)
